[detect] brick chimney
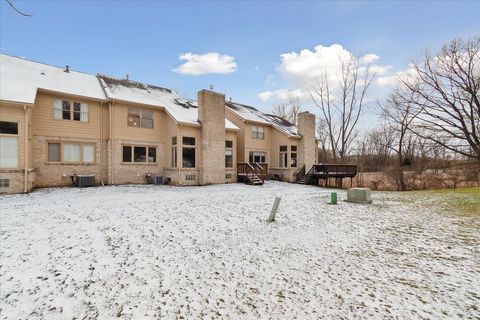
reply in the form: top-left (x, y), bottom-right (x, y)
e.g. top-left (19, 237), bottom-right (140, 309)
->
top-left (297, 111), bottom-right (316, 170)
top-left (198, 89), bottom-right (226, 184)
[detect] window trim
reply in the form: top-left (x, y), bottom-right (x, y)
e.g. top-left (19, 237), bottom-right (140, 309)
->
top-left (248, 151), bottom-right (267, 163)
top-left (46, 141), bottom-right (96, 164)
top-left (121, 144), bottom-right (157, 164)
top-left (279, 145), bottom-right (288, 168)
top-left (127, 108), bottom-right (154, 129)
top-left (182, 136), bottom-right (196, 168)
top-left (251, 125), bottom-right (265, 140)
top-left (53, 99), bottom-right (89, 123)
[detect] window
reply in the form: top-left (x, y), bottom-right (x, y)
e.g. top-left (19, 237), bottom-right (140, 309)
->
top-left (122, 145), bottom-right (156, 163)
top-left (251, 126), bottom-right (265, 139)
top-left (183, 137), bottom-right (195, 145)
top-left (225, 140), bottom-right (233, 168)
top-left (171, 137), bottom-right (177, 168)
top-left (148, 147), bottom-right (156, 162)
top-left (182, 137), bottom-right (196, 168)
top-left (0, 122), bottom-right (18, 134)
top-left (0, 137), bottom-right (18, 168)
top-left (53, 99), bottom-right (88, 122)
top-left (134, 146), bottom-right (146, 162)
top-left (142, 111), bottom-right (153, 129)
top-left (225, 150), bottom-right (233, 168)
top-left (83, 144), bottom-right (94, 163)
top-left (47, 142), bottom-right (94, 163)
top-left (185, 174), bottom-right (196, 181)
top-left (62, 100), bottom-right (71, 120)
top-left (279, 145), bottom-right (288, 168)
top-left (291, 145), bottom-right (297, 168)
top-left (48, 143), bottom-right (61, 162)
top-left (225, 174), bottom-right (232, 179)
top-left (123, 146), bottom-right (132, 162)
top-left (128, 108), bottom-right (140, 127)
top-left (0, 179), bottom-right (9, 188)
top-left (248, 151), bottom-right (266, 163)
top-left (128, 108), bottom-right (153, 128)
top-left (63, 143), bottom-right (81, 162)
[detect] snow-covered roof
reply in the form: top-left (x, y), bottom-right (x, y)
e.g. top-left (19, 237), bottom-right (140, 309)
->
top-left (0, 54), bottom-right (106, 104)
top-left (226, 101), bottom-right (300, 137)
top-left (98, 75), bottom-right (238, 130)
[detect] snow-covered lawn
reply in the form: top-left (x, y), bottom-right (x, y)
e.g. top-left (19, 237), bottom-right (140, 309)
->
top-left (1, 182), bottom-right (479, 319)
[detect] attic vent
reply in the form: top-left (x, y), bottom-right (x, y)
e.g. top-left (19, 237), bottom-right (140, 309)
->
top-left (64, 65), bottom-right (70, 73)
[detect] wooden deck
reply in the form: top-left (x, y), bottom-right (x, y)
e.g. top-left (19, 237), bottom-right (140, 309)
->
top-left (297, 164), bottom-right (357, 187)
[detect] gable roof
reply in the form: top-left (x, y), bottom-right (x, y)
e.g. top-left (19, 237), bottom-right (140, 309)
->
top-left (98, 75), bottom-right (238, 130)
top-left (225, 101), bottom-right (300, 137)
top-left (0, 54), bottom-right (106, 104)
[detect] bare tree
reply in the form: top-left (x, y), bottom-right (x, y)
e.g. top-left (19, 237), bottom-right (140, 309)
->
top-left (4, 0), bottom-right (33, 16)
top-left (309, 54), bottom-right (375, 162)
top-left (400, 37), bottom-right (480, 161)
top-left (380, 89), bottom-right (422, 190)
top-left (271, 96), bottom-right (302, 124)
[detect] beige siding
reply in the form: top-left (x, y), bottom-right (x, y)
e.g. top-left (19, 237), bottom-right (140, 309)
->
top-left (33, 91), bottom-right (103, 139)
top-left (225, 109), bottom-right (245, 162)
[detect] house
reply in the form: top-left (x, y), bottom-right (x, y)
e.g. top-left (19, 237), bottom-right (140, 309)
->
top-left (0, 54), bottom-right (317, 194)
top-left (225, 102), bottom-right (317, 182)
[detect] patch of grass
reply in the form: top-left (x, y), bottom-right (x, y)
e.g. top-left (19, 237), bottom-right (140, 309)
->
top-left (409, 187), bottom-right (480, 216)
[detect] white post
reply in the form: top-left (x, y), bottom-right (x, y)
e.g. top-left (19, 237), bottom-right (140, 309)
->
top-left (268, 197), bottom-right (281, 222)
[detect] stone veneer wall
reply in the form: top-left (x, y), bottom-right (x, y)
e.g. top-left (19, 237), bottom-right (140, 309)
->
top-left (111, 139), bottom-right (164, 185)
top-left (0, 170), bottom-right (35, 194)
top-left (297, 112), bottom-right (316, 171)
top-left (198, 90), bottom-right (226, 185)
top-left (32, 135), bottom-right (106, 187)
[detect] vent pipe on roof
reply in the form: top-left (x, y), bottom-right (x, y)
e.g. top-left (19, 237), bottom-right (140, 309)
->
top-left (229, 97), bottom-right (232, 102)
top-left (209, 84), bottom-right (214, 90)
top-left (64, 65), bottom-right (70, 73)
top-left (126, 74), bottom-right (129, 80)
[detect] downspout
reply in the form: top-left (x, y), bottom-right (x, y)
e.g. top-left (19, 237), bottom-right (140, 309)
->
top-left (23, 105), bottom-right (28, 193)
top-left (109, 100), bottom-right (114, 184)
top-left (100, 101), bottom-right (104, 186)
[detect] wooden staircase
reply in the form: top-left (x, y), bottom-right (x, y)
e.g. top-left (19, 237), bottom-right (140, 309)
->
top-left (237, 162), bottom-right (268, 185)
top-left (296, 165), bottom-right (314, 185)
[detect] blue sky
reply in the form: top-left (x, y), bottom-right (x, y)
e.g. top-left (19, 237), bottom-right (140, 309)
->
top-left (1, 0), bottom-right (479, 114)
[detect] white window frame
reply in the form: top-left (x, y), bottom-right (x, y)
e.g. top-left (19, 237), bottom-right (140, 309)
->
top-left (53, 99), bottom-right (89, 123)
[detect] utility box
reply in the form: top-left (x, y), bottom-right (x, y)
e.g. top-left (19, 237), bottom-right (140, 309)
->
top-left (72, 175), bottom-right (95, 188)
top-left (347, 188), bottom-right (372, 204)
top-left (153, 176), bottom-right (164, 185)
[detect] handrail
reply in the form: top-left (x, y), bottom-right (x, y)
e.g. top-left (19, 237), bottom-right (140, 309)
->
top-left (296, 165), bottom-right (306, 181)
top-left (237, 162), bottom-right (258, 184)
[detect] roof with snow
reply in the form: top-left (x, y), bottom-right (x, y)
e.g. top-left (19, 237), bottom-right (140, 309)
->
top-left (0, 54), bottom-right (106, 104)
top-left (225, 101), bottom-right (300, 137)
top-left (98, 75), bottom-right (238, 130)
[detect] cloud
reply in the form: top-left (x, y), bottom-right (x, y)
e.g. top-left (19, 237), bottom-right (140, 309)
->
top-left (258, 44), bottom-right (393, 102)
top-left (173, 52), bottom-right (237, 75)
top-left (258, 89), bottom-right (306, 102)
top-left (277, 44), bottom-right (390, 86)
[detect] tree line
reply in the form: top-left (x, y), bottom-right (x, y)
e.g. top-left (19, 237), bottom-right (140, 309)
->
top-left (272, 37), bottom-right (479, 190)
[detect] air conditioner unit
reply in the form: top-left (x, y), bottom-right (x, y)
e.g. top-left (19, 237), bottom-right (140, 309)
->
top-left (72, 175), bottom-right (95, 188)
top-left (153, 176), bottom-right (164, 185)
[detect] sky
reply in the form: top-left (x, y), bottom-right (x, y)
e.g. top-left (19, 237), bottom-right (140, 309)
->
top-left (1, 0), bottom-right (479, 118)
